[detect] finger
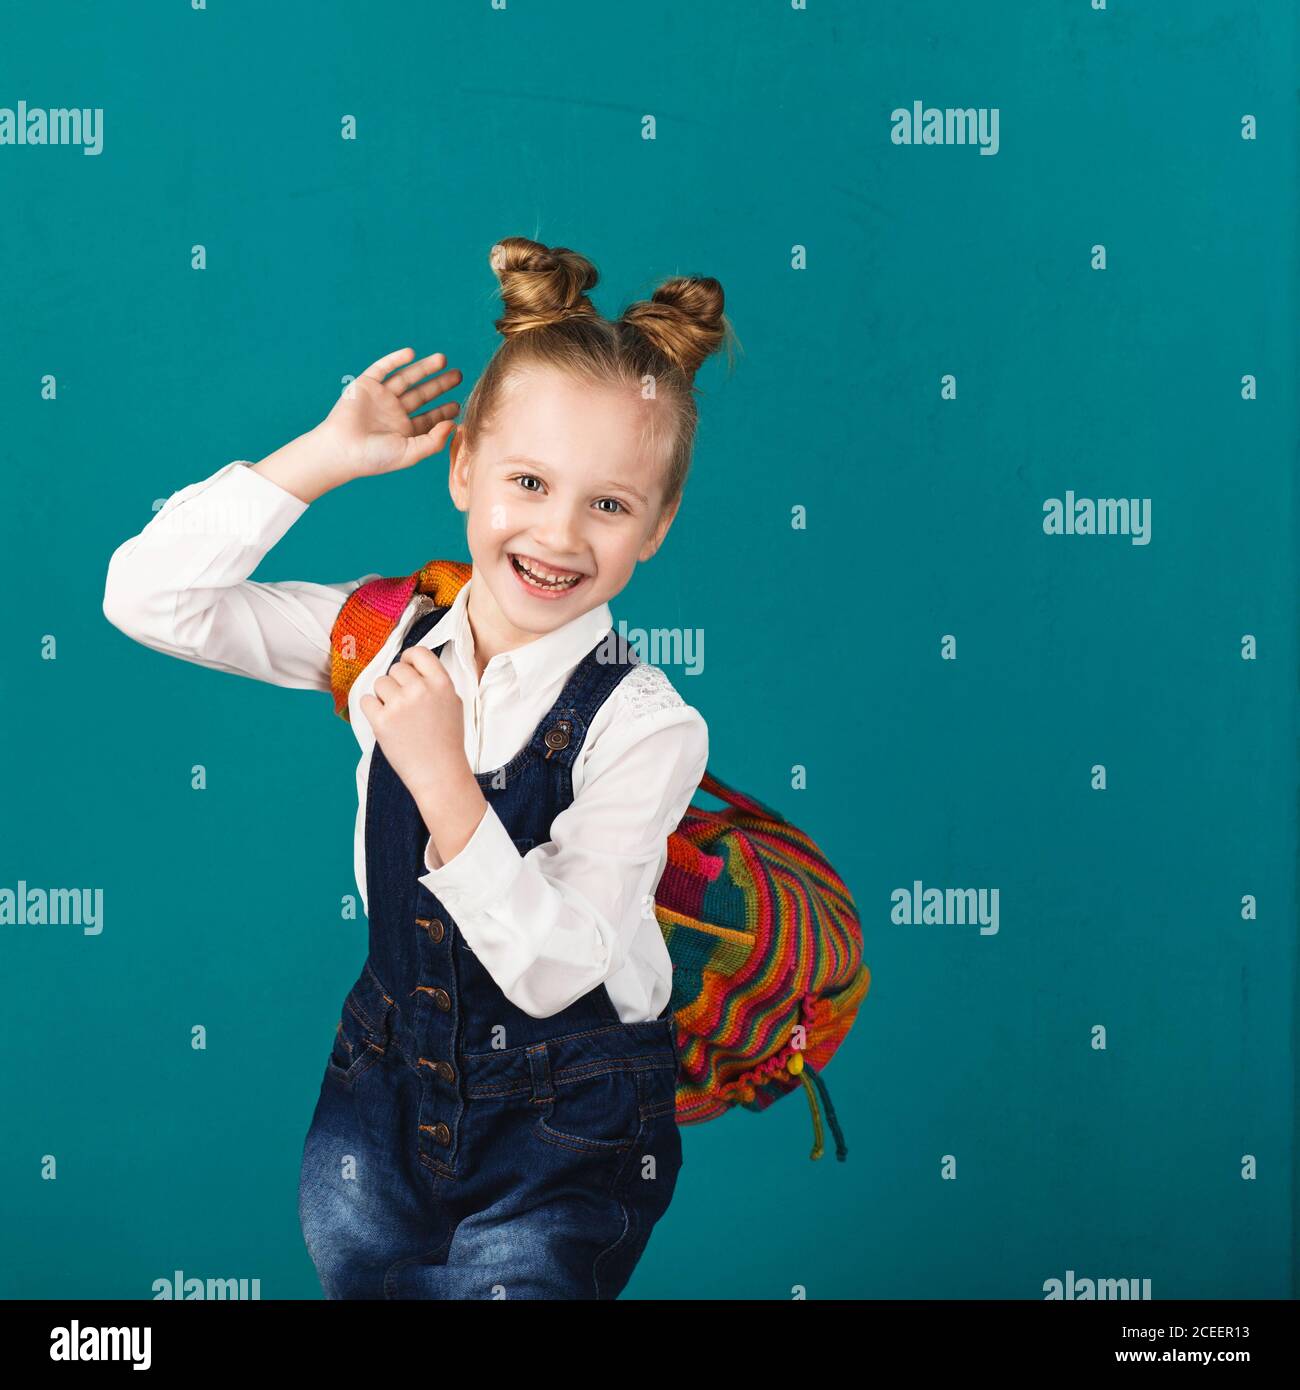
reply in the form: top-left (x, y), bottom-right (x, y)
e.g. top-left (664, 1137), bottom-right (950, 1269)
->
top-left (398, 420), bottom-right (457, 468)
top-left (370, 673), bottom-right (401, 703)
top-left (385, 351), bottom-right (448, 396)
top-left (411, 401), bottom-right (460, 434)
top-left (361, 347), bottom-right (415, 382)
top-left (399, 645), bottom-right (447, 680)
top-left (359, 692), bottom-right (380, 722)
top-left (381, 661), bottom-right (419, 688)
top-left (399, 369), bottom-right (462, 412)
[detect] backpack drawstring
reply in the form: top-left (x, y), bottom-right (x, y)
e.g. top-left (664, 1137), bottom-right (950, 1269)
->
top-left (788, 1053), bottom-right (848, 1162)
top-left (796, 1069), bottom-right (826, 1159)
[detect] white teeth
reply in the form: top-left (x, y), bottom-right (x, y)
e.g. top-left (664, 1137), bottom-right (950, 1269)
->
top-left (512, 554), bottom-right (582, 589)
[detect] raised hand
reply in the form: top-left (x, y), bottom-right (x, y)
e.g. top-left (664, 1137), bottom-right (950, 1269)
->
top-left (319, 347), bottom-right (463, 480)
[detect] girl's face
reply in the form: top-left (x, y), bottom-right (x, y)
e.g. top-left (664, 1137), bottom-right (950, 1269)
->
top-left (448, 365), bottom-right (679, 646)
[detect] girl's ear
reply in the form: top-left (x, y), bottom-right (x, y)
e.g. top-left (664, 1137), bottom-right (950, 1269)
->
top-left (448, 430), bottom-right (470, 513)
top-left (639, 494), bottom-right (680, 562)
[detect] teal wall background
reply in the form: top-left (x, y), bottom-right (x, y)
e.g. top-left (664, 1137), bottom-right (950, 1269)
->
top-left (1, 0), bottom-right (1295, 1300)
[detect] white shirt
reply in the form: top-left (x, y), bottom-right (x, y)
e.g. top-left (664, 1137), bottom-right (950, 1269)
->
top-left (101, 459), bottom-right (709, 1023)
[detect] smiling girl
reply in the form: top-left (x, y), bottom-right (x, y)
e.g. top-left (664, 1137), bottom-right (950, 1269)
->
top-left (102, 236), bottom-right (734, 1300)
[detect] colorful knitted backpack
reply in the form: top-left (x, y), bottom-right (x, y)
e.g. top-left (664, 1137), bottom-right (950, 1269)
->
top-left (329, 559), bottom-right (871, 1161)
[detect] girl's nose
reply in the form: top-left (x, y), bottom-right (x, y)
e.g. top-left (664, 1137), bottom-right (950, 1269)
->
top-left (530, 504), bottom-right (585, 558)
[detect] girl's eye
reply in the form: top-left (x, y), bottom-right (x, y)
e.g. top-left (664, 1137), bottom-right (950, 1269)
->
top-left (594, 498), bottom-right (624, 515)
top-left (515, 475), bottom-right (543, 492)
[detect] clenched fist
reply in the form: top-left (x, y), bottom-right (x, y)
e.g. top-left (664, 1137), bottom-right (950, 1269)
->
top-left (360, 645), bottom-right (467, 803)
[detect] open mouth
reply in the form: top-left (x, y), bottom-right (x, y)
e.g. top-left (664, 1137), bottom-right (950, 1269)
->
top-left (508, 552), bottom-right (588, 597)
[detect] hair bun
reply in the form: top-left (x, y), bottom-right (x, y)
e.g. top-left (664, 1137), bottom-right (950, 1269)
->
top-left (621, 276), bottom-right (730, 380)
top-left (489, 237), bottom-right (599, 337)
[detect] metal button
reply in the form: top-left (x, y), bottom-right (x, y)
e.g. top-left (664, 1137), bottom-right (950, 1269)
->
top-left (543, 721), bottom-right (571, 751)
top-left (432, 987), bottom-right (451, 1011)
top-left (430, 1122), bottom-right (451, 1146)
top-left (416, 916), bottom-right (445, 943)
top-left (417, 1057), bottom-right (457, 1085)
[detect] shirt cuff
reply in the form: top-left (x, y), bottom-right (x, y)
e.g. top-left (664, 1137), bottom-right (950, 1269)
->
top-left (146, 459), bottom-right (311, 557)
top-left (418, 802), bottom-right (524, 920)
top-left (226, 460), bottom-right (310, 542)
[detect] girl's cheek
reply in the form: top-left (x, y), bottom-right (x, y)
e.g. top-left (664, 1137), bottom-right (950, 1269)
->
top-left (472, 501), bottom-right (514, 539)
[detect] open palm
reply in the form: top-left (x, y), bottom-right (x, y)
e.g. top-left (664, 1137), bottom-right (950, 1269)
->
top-left (322, 347), bottom-right (462, 478)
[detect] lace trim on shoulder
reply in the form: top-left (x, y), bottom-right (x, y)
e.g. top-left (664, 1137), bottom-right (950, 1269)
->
top-left (616, 662), bottom-right (687, 722)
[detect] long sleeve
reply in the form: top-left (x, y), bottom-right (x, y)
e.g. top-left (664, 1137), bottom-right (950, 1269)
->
top-left (417, 691), bottom-right (709, 1019)
top-left (102, 459), bottom-right (375, 691)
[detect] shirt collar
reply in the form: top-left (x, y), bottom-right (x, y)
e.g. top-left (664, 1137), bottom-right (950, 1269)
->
top-left (417, 576), bottom-right (613, 689)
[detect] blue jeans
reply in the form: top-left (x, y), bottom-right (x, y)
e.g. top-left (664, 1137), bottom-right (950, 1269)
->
top-left (297, 963), bottom-right (684, 1300)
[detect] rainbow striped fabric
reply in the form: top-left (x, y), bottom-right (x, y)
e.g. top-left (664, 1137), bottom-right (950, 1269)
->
top-left (657, 771), bottom-right (869, 1161)
top-left (330, 559), bottom-right (472, 720)
top-left (328, 560), bottom-right (870, 1161)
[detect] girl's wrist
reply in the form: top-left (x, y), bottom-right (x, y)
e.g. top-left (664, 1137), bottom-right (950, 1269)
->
top-left (413, 760), bottom-right (488, 865)
top-left (251, 425), bottom-right (351, 504)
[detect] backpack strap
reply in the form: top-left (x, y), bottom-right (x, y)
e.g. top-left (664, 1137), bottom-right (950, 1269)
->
top-left (329, 559), bottom-right (471, 721)
top-left (690, 770), bottom-right (786, 824)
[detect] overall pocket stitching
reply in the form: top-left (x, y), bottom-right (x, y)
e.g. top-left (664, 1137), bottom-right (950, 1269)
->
top-left (591, 1114), bottom-right (652, 1299)
top-left (329, 1031), bottom-right (385, 1084)
top-left (531, 1064), bottom-right (645, 1153)
top-left (329, 986), bottom-right (390, 1084)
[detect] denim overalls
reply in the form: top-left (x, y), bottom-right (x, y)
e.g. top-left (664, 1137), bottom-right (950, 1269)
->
top-left (298, 602), bottom-right (684, 1300)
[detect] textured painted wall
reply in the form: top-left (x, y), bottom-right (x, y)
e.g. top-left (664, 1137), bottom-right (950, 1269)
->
top-left (0, 0), bottom-right (1294, 1299)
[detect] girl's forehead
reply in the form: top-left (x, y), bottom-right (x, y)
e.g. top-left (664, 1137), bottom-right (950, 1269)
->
top-left (487, 376), bottom-right (664, 477)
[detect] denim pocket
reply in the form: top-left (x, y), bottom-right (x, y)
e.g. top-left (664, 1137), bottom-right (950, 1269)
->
top-left (326, 966), bottom-right (393, 1086)
top-left (634, 1057), bottom-right (681, 1123)
top-left (532, 1063), bottom-right (645, 1155)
